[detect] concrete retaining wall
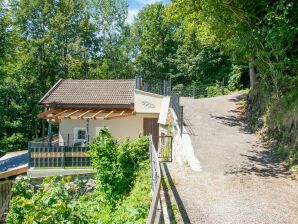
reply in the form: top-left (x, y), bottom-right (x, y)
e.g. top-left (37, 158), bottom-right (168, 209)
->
top-left (170, 109), bottom-right (201, 171)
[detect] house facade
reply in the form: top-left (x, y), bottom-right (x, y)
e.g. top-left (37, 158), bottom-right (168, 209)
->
top-left (37, 79), bottom-right (170, 149)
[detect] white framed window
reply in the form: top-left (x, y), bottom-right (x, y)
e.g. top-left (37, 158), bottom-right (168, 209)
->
top-left (74, 128), bottom-right (87, 144)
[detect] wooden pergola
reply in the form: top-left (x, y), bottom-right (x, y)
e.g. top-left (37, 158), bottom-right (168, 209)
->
top-left (37, 108), bottom-right (136, 123)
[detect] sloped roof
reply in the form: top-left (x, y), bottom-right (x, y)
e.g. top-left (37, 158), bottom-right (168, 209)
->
top-left (39, 79), bottom-right (135, 109)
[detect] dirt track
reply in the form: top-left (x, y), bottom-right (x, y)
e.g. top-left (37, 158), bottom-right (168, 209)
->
top-left (163, 93), bottom-right (298, 224)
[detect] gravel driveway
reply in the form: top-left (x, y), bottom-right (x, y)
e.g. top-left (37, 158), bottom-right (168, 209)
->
top-left (163, 93), bottom-right (298, 224)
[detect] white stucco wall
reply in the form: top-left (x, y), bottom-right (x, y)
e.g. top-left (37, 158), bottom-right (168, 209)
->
top-left (170, 109), bottom-right (201, 172)
top-left (134, 90), bottom-right (163, 114)
top-left (59, 113), bottom-right (159, 145)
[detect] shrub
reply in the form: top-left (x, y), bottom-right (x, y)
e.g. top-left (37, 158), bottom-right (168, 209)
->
top-left (88, 128), bottom-right (149, 202)
top-left (206, 84), bottom-right (223, 97)
top-left (7, 131), bottom-right (151, 223)
top-left (227, 65), bottom-right (243, 91)
top-left (6, 177), bottom-right (88, 224)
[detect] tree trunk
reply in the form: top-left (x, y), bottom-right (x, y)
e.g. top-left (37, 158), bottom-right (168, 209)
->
top-left (249, 61), bottom-right (257, 89)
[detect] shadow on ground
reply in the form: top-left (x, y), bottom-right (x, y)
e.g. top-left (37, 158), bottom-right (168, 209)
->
top-left (225, 149), bottom-right (290, 178)
top-left (161, 163), bottom-right (191, 224)
top-left (211, 96), bottom-right (290, 178)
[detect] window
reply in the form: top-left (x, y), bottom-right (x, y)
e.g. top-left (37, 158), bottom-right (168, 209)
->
top-left (77, 129), bottom-right (86, 140)
top-left (74, 128), bottom-right (87, 143)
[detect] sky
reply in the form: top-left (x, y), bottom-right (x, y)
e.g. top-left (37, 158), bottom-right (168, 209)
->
top-left (127, 0), bottom-right (171, 24)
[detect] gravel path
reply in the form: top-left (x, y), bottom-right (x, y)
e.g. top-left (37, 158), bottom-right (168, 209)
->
top-left (163, 93), bottom-right (298, 224)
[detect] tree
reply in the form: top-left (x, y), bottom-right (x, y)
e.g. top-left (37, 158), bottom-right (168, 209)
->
top-left (167, 0), bottom-right (298, 90)
top-left (90, 0), bottom-right (133, 79)
top-left (168, 15), bottom-right (232, 85)
top-left (132, 3), bottom-right (177, 80)
top-left (0, 0), bottom-right (97, 154)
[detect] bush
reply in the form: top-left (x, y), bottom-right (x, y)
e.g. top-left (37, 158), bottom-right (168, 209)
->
top-left (79, 161), bottom-right (152, 223)
top-left (206, 84), bottom-right (223, 97)
top-left (88, 128), bottom-right (149, 202)
top-left (6, 177), bottom-right (88, 224)
top-left (227, 65), bottom-right (243, 91)
top-left (7, 131), bottom-right (152, 223)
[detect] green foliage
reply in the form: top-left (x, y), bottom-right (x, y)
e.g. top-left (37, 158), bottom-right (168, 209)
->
top-left (168, 0), bottom-right (298, 168)
top-left (206, 85), bottom-right (223, 98)
top-left (8, 133), bottom-right (152, 223)
top-left (132, 3), bottom-right (176, 80)
top-left (80, 162), bottom-right (151, 223)
top-left (113, 161), bottom-right (151, 223)
top-left (227, 65), bottom-right (243, 91)
top-left (0, 0), bottom-right (132, 154)
top-left (7, 177), bottom-right (88, 224)
top-left (89, 128), bottom-right (149, 202)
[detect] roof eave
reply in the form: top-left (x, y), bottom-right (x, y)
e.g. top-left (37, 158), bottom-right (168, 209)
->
top-left (44, 103), bottom-right (134, 109)
top-left (39, 79), bottom-right (64, 104)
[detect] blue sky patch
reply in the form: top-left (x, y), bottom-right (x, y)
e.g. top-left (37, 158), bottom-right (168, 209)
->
top-left (127, 0), bottom-right (170, 24)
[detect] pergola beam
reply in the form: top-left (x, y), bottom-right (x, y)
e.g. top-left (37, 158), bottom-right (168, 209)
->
top-left (64, 109), bottom-right (81, 119)
top-left (37, 108), bottom-right (60, 119)
top-left (91, 110), bottom-right (103, 120)
top-left (37, 108), bottom-right (135, 120)
top-left (51, 109), bottom-right (69, 119)
top-left (107, 110), bottom-right (135, 120)
top-left (77, 110), bottom-right (92, 119)
top-left (104, 110), bottom-right (114, 119)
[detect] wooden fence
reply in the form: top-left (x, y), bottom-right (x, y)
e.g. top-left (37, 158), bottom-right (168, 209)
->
top-left (147, 137), bottom-right (163, 224)
top-left (0, 180), bottom-right (14, 221)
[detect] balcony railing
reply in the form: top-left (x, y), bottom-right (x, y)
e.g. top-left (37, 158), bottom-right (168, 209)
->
top-left (28, 134), bottom-right (93, 168)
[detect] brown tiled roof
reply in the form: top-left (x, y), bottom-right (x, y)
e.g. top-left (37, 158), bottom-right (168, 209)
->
top-left (39, 79), bottom-right (135, 108)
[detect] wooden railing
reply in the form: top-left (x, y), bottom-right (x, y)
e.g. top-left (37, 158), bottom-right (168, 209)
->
top-left (147, 137), bottom-right (163, 224)
top-left (0, 180), bottom-right (14, 221)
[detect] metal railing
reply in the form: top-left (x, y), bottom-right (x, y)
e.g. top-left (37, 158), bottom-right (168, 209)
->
top-left (173, 82), bottom-right (225, 98)
top-left (135, 76), bottom-right (171, 96)
top-left (158, 135), bottom-right (173, 162)
top-left (28, 146), bottom-right (91, 168)
top-left (28, 134), bottom-right (93, 168)
top-left (147, 136), bottom-right (163, 224)
top-left (28, 134), bottom-right (95, 148)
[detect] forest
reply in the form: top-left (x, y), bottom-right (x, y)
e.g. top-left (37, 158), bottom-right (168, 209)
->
top-left (0, 0), bottom-right (297, 166)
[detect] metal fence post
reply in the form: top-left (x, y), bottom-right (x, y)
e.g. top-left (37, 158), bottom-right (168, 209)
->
top-left (180, 106), bottom-right (183, 135)
top-left (28, 143), bottom-right (31, 168)
top-left (192, 87), bottom-right (196, 99)
top-left (221, 77), bottom-right (225, 95)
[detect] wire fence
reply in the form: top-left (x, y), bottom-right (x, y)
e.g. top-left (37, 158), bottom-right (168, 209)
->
top-left (173, 82), bottom-right (225, 98)
top-left (135, 76), bottom-right (171, 96)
